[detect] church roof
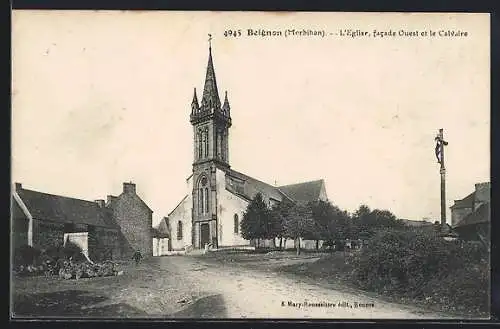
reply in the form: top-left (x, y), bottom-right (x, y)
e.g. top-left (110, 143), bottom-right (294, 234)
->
top-left (226, 169), bottom-right (288, 202)
top-left (225, 169), bottom-right (326, 205)
top-left (200, 46), bottom-right (221, 111)
top-left (278, 179), bottom-right (326, 203)
top-left (14, 187), bottom-right (119, 229)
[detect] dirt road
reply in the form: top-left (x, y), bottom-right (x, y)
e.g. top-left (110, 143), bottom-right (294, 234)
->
top-left (163, 255), bottom-right (451, 319)
top-left (12, 255), bottom-right (454, 319)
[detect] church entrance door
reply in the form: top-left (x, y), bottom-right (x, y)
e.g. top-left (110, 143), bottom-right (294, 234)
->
top-left (200, 223), bottom-right (210, 248)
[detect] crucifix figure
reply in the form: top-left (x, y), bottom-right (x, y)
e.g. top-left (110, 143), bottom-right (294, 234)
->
top-left (435, 128), bottom-right (449, 231)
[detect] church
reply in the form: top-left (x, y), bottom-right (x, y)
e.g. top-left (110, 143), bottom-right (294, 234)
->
top-left (167, 41), bottom-right (329, 251)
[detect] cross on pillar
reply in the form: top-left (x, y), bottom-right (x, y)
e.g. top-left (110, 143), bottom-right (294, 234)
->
top-left (435, 128), bottom-right (449, 232)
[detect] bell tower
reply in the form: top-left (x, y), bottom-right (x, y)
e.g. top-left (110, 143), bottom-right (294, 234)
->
top-left (189, 36), bottom-right (232, 249)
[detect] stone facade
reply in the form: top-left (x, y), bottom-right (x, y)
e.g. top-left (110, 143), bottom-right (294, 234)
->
top-left (110, 183), bottom-right (153, 258)
top-left (33, 219), bottom-right (65, 250)
top-left (12, 182), bottom-right (153, 261)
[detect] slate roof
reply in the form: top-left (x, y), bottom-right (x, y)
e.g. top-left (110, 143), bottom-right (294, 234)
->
top-left (15, 188), bottom-right (119, 229)
top-left (450, 192), bottom-right (475, 209)
top-left (226, 169), bottom-right (290, 202)
top-left (278, 179), bottom-right (325, 203)
top-left (454, 202), bottom-right (490, 228)
top-left (225, 169), bottom-right (326, 204)
top-left (153, 217), bottom-right (170, 238)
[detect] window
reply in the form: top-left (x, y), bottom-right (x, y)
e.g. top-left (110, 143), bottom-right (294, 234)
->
top-left (199, 188), bottom-right (204, 214)
top-left (177, 221), bottom-right (183, 240)
top-left (204, 128), bottom-right (209, 157)
top-left (198, 131), bottom-right (202, 159)
top-left (198, 176), bottom-right (209, 215)
top-left (205, 187), bottom-right (209, 213)
top-left (234, 214), bottom-right (239, 234)
top-left (220, 132), bottom-right (225, 161)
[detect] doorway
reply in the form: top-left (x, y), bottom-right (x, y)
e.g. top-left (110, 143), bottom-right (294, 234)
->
top-left (200, 223), bottom-right (210, 248)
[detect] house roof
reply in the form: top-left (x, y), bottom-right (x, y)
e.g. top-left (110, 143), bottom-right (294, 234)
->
top-left (450, 192), bottom-right (475, 209)
top-left (278, 179), bottom-right (325, 203)
top-left (15, 188), bottom-right (119, 229)
top-left (153, 217), bottom-right (170, 238)
top-left (454, 202), bottom-right (490, 228)
top-left (399, 218), bottom-right (434, 227)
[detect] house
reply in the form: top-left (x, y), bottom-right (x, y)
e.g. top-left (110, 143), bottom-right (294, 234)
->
top-left (167, 42), bottom-right (329, 251)
top-left (452, 182), bottom-right (490, 249)
top-left (152, 217), bottom-right (170, 256)
top-left (450, 182), bottom-right (490, 226)
top-left (12, 181), bottom-right (153, 260)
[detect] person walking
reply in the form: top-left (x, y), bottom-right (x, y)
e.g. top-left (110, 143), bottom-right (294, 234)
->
top-left (132, 249), bottom-right (143, 266)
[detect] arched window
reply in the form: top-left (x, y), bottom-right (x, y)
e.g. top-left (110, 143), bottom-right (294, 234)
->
top-left (199, 176), bottom-right (209, 215)
top-left (198, 130), bottom-right (203, 159)
top-left (220, 132), bottom-right (225, 161)
top-left (177, 221), bottom-right (183, 240)
top-left (204, 128), bottom-right (209, 157)
top-left (205, 187), bottom-right (209, 214)
top-left (234, 214), bottom-right (239, 234)
top-left (199, 188), bottom-right (204, 213)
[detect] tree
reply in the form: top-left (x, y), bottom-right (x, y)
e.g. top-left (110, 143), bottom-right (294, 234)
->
top-left (270, 199), bottom-right (294, 249)
top-left (309, 200), bottom-right (351, 249)
top-left (351, 205), bottom-right (403, 240)
top-left (240, 193), bottom-right (272, 248)
top-left (283, 202), bottom-right (315, 255)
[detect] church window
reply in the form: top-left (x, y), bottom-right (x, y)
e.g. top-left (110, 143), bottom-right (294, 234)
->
top-left (177, 221), bottom-right (183, 240)
top-left (204, 187), bottom-right (209, 213)
top-left (199, 176), bottom-right (209, 215)
top-left (234, 214), bottom-right (239, 234)
top-left (199, 188), bottom-right (204, 214)
top-left (220, 132), bottom-right (224, 161)
top-left (204, 128), bottom-right (209, 157)
top-left (198, 131), bottom-right (203, 159)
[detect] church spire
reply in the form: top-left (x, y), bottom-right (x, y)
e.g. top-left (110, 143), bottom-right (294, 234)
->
top-left (222, 91), bottom-right (230, 114)
top-left (191, 88), bottom-right (200, 113)
top-left (201, 35), bottom-right (221, 111)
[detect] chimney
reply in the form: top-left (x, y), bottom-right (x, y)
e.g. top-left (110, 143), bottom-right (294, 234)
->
top-left (474, 182), bottom-right (491, 206)
top-left (95, 199), bottom-right (105, 208)
top-left (107, 195), bottom-right (117, 205)
top-left (123, 182), bottom-right (136, 194)
top-left (14, 182), bottom-right (22, 191)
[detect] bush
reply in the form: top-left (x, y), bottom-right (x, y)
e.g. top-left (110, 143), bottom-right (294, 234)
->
top-left (350, 229), bottom-right (490, 314)
top-left (13, 245), bottom-right (41, 267)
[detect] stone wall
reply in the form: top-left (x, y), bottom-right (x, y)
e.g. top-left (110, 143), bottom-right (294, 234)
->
top-left (451, 207), bottom-right (473, 226)
top-left (112, 187), bottom-right (153, 258)
top-left (33, 219), bottom-right (65, 250)
top-left (216, 168), bottom-right (251, 248)
top-left (169, 194), bottom-right (192, 251)
top-left (88, 226), bottom-right (121, 261)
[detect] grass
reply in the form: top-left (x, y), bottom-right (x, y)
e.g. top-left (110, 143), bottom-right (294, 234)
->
top-left (200, 249), bottom-right (490, 319)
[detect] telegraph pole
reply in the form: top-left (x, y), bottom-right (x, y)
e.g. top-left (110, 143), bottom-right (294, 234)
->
top-left (435, 129), bottom-right (448, 232)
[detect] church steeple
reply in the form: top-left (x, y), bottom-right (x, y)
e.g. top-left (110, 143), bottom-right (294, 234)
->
top-left (191, 88), bottom-right (200, 114)
top-left (200, 43), bottom-right (221, 111)
top-left (222, 91), bottom-right (230, 115)
top-left (190, 36), bottom-right (231, 169)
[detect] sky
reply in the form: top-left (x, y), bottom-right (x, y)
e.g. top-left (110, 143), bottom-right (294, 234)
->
top-left (12, 11), bottom-right (490, 227)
